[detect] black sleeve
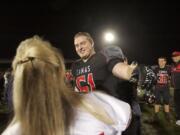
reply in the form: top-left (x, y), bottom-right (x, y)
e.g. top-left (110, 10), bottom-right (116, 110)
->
top-left (166, 65), bottom-right (172, 76)
top-left (100, 46), bottom-right (125, 71)
top-left (108, 58), bottom-right (124, 72)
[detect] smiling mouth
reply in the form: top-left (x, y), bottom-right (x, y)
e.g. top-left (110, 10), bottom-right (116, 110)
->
top-left (79, 50), bottom-right (86, 54)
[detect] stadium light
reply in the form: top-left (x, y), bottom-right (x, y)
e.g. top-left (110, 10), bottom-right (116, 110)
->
top-left (104, 31), bottom-right (115, 43)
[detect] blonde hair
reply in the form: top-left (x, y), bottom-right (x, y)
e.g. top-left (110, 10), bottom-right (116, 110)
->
top-left (11, 36), bottom-right (113, 135)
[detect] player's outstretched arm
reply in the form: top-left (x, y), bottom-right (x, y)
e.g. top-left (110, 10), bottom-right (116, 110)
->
top-left (112, 62), bottom-right (156, 90)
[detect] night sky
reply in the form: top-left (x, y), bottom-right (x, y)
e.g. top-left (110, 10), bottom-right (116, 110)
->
top-left (0, 0), bottom-right (179, 65)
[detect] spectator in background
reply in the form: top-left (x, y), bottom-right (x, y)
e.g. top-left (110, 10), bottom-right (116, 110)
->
top-left (171, 51), bottom-right (180, 126)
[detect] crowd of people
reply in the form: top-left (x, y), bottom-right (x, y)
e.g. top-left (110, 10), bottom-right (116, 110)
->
top-left (0, 32), bottom-right (179, 135)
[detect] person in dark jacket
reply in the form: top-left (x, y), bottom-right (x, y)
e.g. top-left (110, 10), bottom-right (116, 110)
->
top-left (171, 51), bottom-right (180, 125)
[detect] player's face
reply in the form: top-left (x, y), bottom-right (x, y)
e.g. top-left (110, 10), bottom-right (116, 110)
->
top-left (74, 36), bottom-right (94, 60)
top-left (158, 58), bottom-right (166, 68)
top-left (172, 56), bottom-right (180, 63)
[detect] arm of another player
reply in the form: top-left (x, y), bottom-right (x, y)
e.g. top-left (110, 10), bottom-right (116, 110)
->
top-left (112, 62), bottom-right (137, 80)
top-left (102, 46), bottom-right (156, 90)
top-left (113, 62), bottom-right (156, 90)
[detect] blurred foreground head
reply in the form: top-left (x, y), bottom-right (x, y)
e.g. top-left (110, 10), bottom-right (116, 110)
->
top-left (12, 36), bottom-right (77, 135)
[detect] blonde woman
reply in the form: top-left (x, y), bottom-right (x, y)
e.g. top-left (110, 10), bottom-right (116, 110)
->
top-left (2, 36), bottom-right (131, 135)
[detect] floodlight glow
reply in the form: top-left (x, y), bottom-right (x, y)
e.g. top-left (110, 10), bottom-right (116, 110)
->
top-left (104, 32), bottom-right (115, 43)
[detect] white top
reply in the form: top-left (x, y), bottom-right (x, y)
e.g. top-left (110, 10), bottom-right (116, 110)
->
top-left (2, 92), bottom-right (131, 135)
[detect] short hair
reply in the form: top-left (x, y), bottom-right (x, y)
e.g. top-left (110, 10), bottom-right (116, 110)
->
top-left (158, 57), bottom-right (167, 61)
top-left (74, 32), bottom-right (94, 45)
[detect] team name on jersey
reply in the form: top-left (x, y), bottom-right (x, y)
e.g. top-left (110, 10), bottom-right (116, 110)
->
top-left (76, 65), bottom-right (91, 76)
top-left (157, 70), bottom-right (168, 74)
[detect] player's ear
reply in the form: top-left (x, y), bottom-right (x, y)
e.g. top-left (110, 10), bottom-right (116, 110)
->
top-left (91, 43), bottom-right (94, 47)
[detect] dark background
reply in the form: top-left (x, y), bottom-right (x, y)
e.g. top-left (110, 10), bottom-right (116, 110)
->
top-left (0, 0), bottom-right (179, 65)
